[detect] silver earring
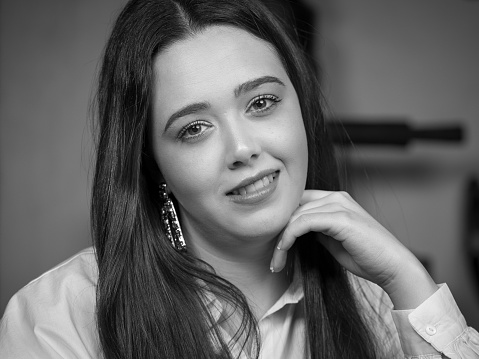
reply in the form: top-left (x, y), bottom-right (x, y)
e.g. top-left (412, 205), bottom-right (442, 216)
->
top-left (159, 183), bottom-right (186, 251)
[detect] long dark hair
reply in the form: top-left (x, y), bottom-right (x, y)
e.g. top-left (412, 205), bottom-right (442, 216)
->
top-left (91, 0), bottom-right (379, 358)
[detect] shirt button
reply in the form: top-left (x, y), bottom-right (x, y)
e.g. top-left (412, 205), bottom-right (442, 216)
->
top-left (426, 325), bottom-right (437, 336)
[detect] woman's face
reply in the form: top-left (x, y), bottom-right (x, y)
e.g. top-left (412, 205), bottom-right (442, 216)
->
top-left (150, 26), bottom-right (308, 250)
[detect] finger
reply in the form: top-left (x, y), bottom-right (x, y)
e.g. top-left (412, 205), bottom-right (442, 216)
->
top-left (300, 190), bottom-right (357, 206)
top-left (281, 212), bottom-right (344, 251)
top-left (270, 244), bottom-right (288, 273)
top-left (289, 203), bottom-right (347, 223)
top-left (300, 189), bottom-right (333, 205)
top-left (299, 190), bottom-right (362, 214)
top-left (316, 235), bottom-right (363, 276)
top-left (317, 234), bottom-right (345, 261)
top-left (271, 212), bottom-right (343, 272)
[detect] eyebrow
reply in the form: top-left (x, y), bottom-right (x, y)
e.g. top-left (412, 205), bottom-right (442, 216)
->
top-left (163, 102), bottom-right (210, 133)
top-left (163, 75), bottom-right (285, 133)
top-left (234, 75), bottom-right (285, 97)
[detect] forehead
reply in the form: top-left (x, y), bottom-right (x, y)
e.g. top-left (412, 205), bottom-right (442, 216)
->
top-left (152, 25), bottom-right (289, 118)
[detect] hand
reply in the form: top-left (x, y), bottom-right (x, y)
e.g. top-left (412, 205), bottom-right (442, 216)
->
top-left (270, 190), bottom-right (438, 309)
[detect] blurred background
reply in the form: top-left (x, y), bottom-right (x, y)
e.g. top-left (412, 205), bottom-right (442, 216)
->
top-left (1, 0), bottom-right (478, 327)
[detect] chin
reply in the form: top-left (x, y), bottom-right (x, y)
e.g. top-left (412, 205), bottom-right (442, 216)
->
top-left (230, 215), bottom-right (289, 243)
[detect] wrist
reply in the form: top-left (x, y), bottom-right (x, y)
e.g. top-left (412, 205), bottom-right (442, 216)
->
top-left (383, 257), bottom-right (439, 310)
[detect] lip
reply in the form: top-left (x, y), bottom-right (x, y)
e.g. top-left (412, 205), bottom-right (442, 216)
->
top-left (227, 169), bottom-right (279, 205)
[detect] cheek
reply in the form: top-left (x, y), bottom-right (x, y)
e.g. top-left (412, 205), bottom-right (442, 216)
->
top-left (155, 145), bottom-right (220, 203)
top-left (289, 123), bottom-right (308, 187)
top-left (276, 105), bottom-right (308, 176)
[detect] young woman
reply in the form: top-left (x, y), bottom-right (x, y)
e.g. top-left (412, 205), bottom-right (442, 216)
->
top-left (1, 0), bottom-right (478, 358)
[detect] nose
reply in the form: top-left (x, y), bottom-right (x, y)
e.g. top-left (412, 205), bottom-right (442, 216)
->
top-left (225, 118), bottom-right (262, 169)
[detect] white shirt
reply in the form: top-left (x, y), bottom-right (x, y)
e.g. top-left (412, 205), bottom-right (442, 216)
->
top-left (0, 247), bottom-right (478, 358)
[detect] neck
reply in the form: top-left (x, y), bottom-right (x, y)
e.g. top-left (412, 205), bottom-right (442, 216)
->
top-left (188, 234), bottom-right (290, 319)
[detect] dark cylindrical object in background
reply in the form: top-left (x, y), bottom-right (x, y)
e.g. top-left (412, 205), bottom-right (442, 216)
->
top-left (328, 120), bottom-right (463, 146)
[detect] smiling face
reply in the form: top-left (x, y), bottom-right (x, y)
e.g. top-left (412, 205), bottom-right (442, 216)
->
top-left (150, 26), bottom-right (308, 253)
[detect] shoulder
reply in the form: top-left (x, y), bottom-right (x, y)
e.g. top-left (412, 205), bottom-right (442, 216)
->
top-left (0, 247), bottom-right (101, 358)
top-left (14, 247), bottom-right (98, 315)
top-left (25, 247), bottom-right (98, 292)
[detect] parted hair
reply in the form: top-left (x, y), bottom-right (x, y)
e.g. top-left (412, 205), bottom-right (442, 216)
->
top-left (91, 0), bottom-right (379, 358)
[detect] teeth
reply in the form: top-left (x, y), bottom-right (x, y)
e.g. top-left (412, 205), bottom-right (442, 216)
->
top-left (232, 174), bottom-right (275, 195)
top-left (253, 179), bottom-right (264, 189)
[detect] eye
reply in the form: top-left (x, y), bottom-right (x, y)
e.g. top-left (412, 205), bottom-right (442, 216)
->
top-left (177, 120), bottom-right (213, 142)
top-left (247, 95), bottom-right (281, 115)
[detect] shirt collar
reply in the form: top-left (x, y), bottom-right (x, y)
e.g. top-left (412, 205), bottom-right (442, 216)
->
top-left (260, 264), bottom-right (304, 321)
top-left (201, 267), bottom-right (304, 325)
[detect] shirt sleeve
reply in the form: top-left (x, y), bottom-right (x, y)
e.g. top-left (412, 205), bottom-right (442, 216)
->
top-left (0, 291), bottom-right (94, 359)
top-left (0, 249), bottom-right (101, 359)
top-left (391, 284), bottom-right (479, 359)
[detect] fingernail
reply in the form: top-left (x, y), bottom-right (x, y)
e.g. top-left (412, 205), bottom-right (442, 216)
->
top-left (276, 239), bottom-right (283, 251)
top-left (270, 256), bottom-right (275, 273)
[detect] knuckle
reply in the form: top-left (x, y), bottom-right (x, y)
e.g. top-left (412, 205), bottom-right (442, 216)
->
top-left (282, 224), bottom-right (298, 242)
top-left (283, 225), bottom-right (294, 238)
top-left (330, 191), bottom-right (346, 202)
top-left (289, 213), bottom-right (313, 234)
top-left (296, 214), bottom-right (310, 225)
top-left (338, 191), bottom-right (352, 200)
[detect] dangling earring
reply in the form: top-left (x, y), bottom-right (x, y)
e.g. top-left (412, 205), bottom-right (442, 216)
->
top-left (159, 183), bottom-right (186, 251)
